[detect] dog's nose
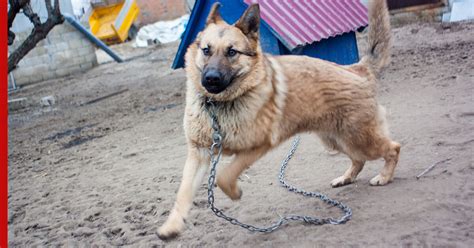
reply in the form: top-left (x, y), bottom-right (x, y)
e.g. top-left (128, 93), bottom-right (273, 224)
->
top-left (202, 69), bottom-right (229, 94)
top-left (204, 70), bottom-right (222, 85)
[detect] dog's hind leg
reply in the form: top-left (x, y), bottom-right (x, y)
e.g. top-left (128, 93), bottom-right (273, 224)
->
top-left (368, 106), bottom-right (401, 185)
top-left (217, 145), bottom-right (270, 200)
top-left (331, 159), bottom-right (365, 187)
top-left (370, 140), bottom-right (400, 186)
top-left (318, 134), bottom-right (365, 187)
top-left (158, 146), bottom-right (209, 240)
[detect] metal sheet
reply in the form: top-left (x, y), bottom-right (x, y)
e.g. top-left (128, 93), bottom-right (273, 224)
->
top-left (244, 0), bottom-right (368, 49)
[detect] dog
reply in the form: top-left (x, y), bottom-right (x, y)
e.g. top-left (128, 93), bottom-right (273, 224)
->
top-left (158, 0), bottom-right (400, 239)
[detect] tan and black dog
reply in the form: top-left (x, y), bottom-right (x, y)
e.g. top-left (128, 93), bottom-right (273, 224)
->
top-left (158, 0), bottom-right (400, 239)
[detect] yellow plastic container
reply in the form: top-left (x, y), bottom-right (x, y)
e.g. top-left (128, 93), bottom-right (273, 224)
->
top-left (89, 0), bottom-right (140, 44)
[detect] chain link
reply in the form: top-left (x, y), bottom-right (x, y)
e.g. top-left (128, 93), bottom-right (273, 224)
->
top-left (205, 99), bottom-right (352, 233)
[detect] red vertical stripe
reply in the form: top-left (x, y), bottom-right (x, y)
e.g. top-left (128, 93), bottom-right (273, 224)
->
top-left (1, 0), bottom-right (8, 247)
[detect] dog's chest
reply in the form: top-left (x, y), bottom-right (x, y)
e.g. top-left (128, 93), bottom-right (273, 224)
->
top-left (185, 103), bottom-right (271, 152)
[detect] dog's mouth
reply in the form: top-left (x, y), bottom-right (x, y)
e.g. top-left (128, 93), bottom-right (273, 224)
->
top-left (202, 76), bottom-right (235, 95)
top-left (205, 85), bottom-right (226, 94)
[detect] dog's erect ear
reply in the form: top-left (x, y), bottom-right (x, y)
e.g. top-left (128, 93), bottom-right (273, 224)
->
top-left (206, 3), bottom-right (224, 25)
top-left (235, 4), bottom-right (260, 40)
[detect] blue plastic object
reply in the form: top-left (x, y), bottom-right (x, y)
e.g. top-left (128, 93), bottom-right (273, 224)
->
top-left (278, 31), bottom-right (359, 65)
top-left (172, 0), bottom-right (360, 69)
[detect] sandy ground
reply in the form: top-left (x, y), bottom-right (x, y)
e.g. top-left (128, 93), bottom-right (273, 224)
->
top-left (8, 21), bottom-right (474, 247)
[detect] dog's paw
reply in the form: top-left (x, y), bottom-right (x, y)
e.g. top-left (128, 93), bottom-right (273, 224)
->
top-left (217, 180), bottom-right (242, 201)
top-left (330, 176), bottom-right (353, 188)
top-left (225, 186), bottom-right (242, 201)
top-left (157, 211), bottom-right (185, 240)
top-left (232, 187), bottom-right (243, 201)
top-left (369, 174), bottom-right (391, 186)
top-left (157, 228), bottom-right (179, 241)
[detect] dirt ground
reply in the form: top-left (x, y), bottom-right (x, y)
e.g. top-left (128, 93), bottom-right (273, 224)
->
top-left (8, 20), bottom-right (474, 247)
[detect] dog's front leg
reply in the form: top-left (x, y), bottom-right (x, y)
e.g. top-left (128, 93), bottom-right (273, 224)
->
top-left (217, 145), bottom-right (270, 200)
top-left (158, 145), bottom-right (209, 240)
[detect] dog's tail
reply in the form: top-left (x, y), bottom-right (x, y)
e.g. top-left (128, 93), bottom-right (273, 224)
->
top-left (361, 0), bottom-right (392, 76)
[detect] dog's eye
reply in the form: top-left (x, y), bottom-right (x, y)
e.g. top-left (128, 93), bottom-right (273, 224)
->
top-left (227, 49), bottom-right (237, 57)
top-left (202, 47), bottom-right (210, 56)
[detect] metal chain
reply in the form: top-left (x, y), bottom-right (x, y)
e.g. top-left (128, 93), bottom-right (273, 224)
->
top-left (205, 99), bottom-right (352, 233)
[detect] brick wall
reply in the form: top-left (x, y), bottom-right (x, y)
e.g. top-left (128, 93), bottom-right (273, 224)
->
top-left (8, 22), bottom-right (98, 86)
top-left (136, 0), bottom-right (190, 25)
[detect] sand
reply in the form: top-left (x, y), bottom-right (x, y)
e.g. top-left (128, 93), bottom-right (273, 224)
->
top-left (8, 21), bottom-right (474, 247)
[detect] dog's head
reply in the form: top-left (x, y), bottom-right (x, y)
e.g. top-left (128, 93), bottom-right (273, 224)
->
top-left (186, 3), bottom-right (262, 100)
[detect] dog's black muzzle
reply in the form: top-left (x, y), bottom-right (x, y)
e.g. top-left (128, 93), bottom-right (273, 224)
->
top-left (201, 68), bottom-right (232, 94)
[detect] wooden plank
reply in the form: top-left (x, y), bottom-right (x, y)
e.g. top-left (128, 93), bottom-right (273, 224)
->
top-left (390, 2), bottom-right (446, 15)
top-left (387, 0), bottom-right (442, 10)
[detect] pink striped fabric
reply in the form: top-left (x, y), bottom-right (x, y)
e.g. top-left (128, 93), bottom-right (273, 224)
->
top-left (244, 0), bottom-right (368, 49)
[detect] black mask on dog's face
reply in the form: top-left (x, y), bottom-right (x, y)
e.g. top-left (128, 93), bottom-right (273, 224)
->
top-left (200, 48), bottom-right (236, 94)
